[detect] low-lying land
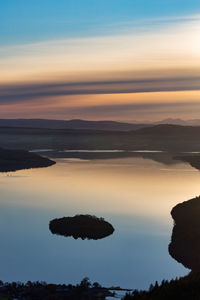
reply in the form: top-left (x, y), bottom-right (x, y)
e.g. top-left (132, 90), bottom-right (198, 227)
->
top-left (0, 148), bottom-right (55, 172)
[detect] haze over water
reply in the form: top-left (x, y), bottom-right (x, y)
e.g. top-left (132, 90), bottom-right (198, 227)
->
top-left (0, 155), bottom-right (198, 289)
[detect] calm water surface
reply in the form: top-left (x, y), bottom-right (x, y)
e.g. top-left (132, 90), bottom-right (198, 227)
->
top-left (0, 156), bottom-right (198, 289)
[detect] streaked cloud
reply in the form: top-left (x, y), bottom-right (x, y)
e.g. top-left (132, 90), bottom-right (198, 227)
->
top-left (1, 91), bottom-right (200, 121)
top-left (1, 17), bottom-right (200, 83)
top-left (1, 75), bottom-right (200, 104)
top-left (0, 15), bottom-right (200, 120)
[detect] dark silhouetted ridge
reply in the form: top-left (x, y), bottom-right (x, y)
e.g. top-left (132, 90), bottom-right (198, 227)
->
top-left (135, 124), bottom-right (200, 135)
top-left (169, 196), bottom-right (200, 271)
top-left (0, 118), bottom-right (147, 131)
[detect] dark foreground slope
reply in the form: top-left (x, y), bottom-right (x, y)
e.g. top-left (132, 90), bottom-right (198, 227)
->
top-left (0, 148), bottom-right (55, 172)
top-left (124, 196), bottom-right (200, 299)
top-left (123, 272), bottom-right (200, 300)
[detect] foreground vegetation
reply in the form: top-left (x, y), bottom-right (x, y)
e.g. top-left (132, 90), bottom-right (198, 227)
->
top-left (4, 273), bottom-right (200, 299)
top-left (0, 278), bottom-right (114, 300)
top-left (123, 272), bottom-right (200, 300)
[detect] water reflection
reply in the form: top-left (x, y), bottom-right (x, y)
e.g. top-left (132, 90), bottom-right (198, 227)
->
top-left (43, 150), bottom-right (179, 166)
top-left (0, 156), bottom-right (198, 288)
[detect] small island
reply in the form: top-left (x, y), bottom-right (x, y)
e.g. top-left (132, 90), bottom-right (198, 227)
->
top-left (169, 196), bottom-right (200, 271)
top-left (49, 215), bottom-right (115, 240)
top-left (0, 147), bottom-right (56, 172)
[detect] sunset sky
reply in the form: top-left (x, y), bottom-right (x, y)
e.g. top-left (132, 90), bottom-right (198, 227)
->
top-left (1, 0), bottom-right (200, 121)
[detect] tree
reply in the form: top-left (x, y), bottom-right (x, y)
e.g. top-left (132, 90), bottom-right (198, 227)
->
top-left (80, 277), bottom-right (91, 289)
top-left (93, 282), bottom-right (101, 288)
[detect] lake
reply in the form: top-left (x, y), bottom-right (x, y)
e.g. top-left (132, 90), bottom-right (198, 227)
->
top-left (0, 154), bottom-right (198, 290)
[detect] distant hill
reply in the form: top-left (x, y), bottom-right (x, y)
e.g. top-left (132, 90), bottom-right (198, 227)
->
top-left (155, 118), bottom-right (200, 126)
top-left (0, 118), bottom-right (147, 131)
top-left (1, 118), bottom-right (200, 131)
top-left (135, 124), bottom-right (200, 136)
top-left (1, 123), bottom-right (200, 153)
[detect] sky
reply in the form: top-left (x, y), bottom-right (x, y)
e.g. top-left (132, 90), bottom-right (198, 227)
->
top-left (1, 0), bottom-right (200, 122)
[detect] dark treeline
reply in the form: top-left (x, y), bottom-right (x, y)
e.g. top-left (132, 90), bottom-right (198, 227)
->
top-left (0, 277), bottom-right (114, 300)
top-left (123, 272), bottom-right (200, 300)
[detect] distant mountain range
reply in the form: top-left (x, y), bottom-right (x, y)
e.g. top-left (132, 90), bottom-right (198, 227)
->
top-left (0, 119), bottom-right (147, 131)
top-left (0, 118), bottom-right (200, 131)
